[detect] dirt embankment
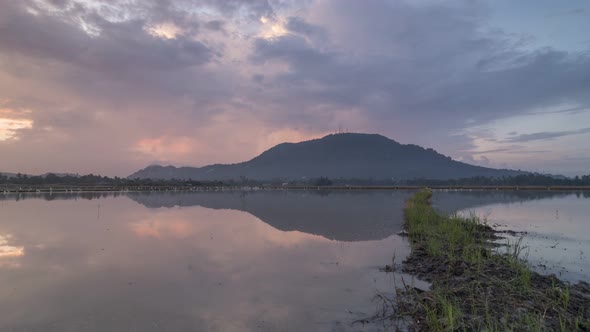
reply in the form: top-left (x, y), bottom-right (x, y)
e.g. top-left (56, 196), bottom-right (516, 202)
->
top-left (385, 189), bottom-right (590, 331)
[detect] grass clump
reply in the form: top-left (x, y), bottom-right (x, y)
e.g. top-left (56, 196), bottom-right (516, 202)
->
top-left (405, 190), bottom-right (494, 265)
top-left (388, 189), bottom-right (590, 331)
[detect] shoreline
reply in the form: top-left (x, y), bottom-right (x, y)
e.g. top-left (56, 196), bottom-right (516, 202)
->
top-left (383, 189), bottom-right (590, 331)
top-left (2, 185), bottom-right (590, 194)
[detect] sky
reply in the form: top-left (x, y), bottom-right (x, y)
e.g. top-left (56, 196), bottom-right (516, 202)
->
top-left (0, 0), bottom-right (589, 177)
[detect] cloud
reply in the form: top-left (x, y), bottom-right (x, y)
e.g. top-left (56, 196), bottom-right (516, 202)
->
top-left (504, 127), bottom-right (590, 143)
top-left (204, 20), bottom-right (225, 31)
top-left (527, 105), bottom-right (590, 115)
top-left (285, 16), bottom-right (328, 43)
top-left (0, 2), bottom-right (213, 70)
top-left (249, 2), bottom-right (590, 134)
top-left (548, 7), bottom-right (588, 18)
top-left (0, 0), bottom-right (589, 176)
top-left (469, 146), bottom-right (550, 155)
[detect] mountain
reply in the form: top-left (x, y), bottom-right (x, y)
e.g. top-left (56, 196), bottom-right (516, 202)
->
top-left (128, 133), bottom-right (525, 181)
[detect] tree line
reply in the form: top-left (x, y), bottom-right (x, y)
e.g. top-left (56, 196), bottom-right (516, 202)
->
top-left (1, 172), bottom-right (589, 187)
top-left (403, 173), bottom-right (590, 186)
top-left (0, 173), bottom-right (221, 187)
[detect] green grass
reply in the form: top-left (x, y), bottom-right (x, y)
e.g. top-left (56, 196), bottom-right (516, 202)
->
top-left (393, 189), bottom-right (590, 331)
top-left (404, 190), bottom-right (495, 265)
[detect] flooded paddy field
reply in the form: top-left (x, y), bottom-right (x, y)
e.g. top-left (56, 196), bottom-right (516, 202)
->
top-left (0, 189), bottom-right (587, 331)
top-left (0, 190), bottom-right (415, 332)
top-left (432, 190), bottom-right (590, 283)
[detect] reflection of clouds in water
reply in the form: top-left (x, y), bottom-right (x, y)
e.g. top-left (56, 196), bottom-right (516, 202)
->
top-left (129, 207), bottom-right (327, 248)
top-left (460, 195), bottom-right (589, 240)
top-left (0, 234), bottom-right (24, 267)
top-left (0, 234), bottom-right (23, 257)
top-left (0, 194), bottom-right (406, 331)
top-left (1, 190), bottom-right (413, 241)
top-left (130, 219), bottom-right (195, 238)
top-left (446, 191), bottom-right (590, 283)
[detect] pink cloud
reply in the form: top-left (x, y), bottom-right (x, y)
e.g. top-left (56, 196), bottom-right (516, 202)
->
top-left (133, 136), bottom-right (198, 160)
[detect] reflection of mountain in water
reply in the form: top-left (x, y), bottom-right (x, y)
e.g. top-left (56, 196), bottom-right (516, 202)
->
top-left (431, 190), bottom-right (588, 214)
top-left (3, 190), bottom-right (588, 241)
top-left (127, 190), bottom-right (415, 242)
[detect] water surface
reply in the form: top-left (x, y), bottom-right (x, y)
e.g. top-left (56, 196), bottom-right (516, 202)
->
top-left (0, 190), bottom-right (414, 332)
top-left (2, 189), bottom-right (587, 331)
top-left (432, 190), bottom-right (590, 283)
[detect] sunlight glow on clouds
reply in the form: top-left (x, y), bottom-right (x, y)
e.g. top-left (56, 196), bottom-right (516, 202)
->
top-left (0, 0), bottom-right (588, 176)
top-left (258, 128), bottom-right (328, 153)
top-left (146, 23), bottom-right (183, 40)
top-left (129, 208), bottom-right (325, 248)
top-left (259, 16), bottom-right (289, 39)
top-left (0, 109), bottom-right (33, 141)
top-left (133, 136), bottom-right (196, 160)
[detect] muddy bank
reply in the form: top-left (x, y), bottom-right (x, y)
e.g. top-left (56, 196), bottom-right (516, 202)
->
top-left (383, 190), bottom-right (590, 331)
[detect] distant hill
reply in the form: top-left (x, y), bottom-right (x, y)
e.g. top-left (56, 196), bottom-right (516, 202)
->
top-left (0, 172), bottom-right (18, 178)
top-left (128, 133), bottom-right (526, 181)
top-left (0, 172), bottom-right (78, 178)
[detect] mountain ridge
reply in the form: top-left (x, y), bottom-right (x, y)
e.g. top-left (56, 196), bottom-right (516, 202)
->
top-left (128, 133), bottom-right (526, 181)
